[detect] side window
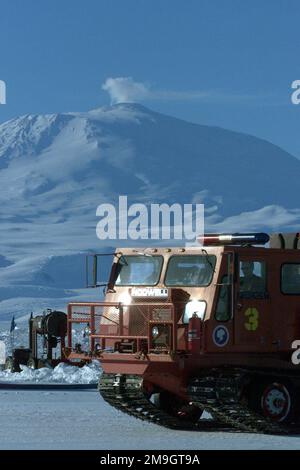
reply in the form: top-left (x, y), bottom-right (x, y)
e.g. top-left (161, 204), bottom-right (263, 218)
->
top-left (215, 275), bottom-right (231, 321)
top-left (281, 264), bottom-right (300, 294)
top-left (239, 260), bottom-right (267, 298)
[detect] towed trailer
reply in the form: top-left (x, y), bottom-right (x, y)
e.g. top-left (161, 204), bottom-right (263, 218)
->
top-left (5, 310), bottom-right (68, 372)
top-left (5, 305), bottom-right (106, 372)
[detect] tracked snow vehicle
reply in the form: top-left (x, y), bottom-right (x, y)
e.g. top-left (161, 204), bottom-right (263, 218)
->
top-left (67, 232), bottom-right (300, 433)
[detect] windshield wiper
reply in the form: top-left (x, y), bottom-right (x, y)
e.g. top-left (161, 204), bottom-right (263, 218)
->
top-left (201, 248), bottom-right (216, 273)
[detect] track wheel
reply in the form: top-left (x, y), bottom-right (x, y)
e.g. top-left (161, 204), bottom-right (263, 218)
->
top-left (156, 391), bottom-right (203, 423)
top-left (248, 379), bottom-right (298, 423)
top-left (27, 357), bottom-right (38, 369)
top-left (4, 356), bottom-right (19, 373)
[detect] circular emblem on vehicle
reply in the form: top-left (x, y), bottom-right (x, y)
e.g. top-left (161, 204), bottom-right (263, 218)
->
top-left (212, 325), bottom-right (229, 347)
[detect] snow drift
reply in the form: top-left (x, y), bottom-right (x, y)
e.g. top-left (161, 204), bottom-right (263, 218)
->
top-left (0, 361), bottom-right (101, 384)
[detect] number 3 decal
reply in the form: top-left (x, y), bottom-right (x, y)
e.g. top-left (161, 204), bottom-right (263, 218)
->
top-left (244, 307), bottom-right (259, 331)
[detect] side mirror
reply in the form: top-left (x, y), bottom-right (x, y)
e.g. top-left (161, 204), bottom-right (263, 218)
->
top-left (86, 254), bottom-right (99, 288)
top-left (85, 252), bottom-right (119, 289)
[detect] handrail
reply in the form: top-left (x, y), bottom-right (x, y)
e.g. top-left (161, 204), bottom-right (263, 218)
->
top-left (67, 301), bottom-right (177, 355)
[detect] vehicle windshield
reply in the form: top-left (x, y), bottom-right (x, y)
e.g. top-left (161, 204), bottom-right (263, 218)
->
top-left (165, 255), bottom-right (216, 286)
top-left (115, 255), bottom-right (163, 286)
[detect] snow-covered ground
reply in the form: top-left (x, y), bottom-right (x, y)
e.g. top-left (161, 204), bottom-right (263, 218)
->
top-left (0, 389), bottom-right (299, 450)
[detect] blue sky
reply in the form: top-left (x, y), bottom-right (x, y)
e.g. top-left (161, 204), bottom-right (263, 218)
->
top-left (1, 0), bottom-right (300, 156)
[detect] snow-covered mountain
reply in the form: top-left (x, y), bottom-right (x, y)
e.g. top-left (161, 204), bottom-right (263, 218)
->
top-left (1, 102), bottom-right (300, 317)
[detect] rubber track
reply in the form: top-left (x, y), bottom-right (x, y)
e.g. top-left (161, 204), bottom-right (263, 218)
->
top-left (188, 373), bottom-right (298, 435)
top-left (99, 373), bottom-right (232, 431)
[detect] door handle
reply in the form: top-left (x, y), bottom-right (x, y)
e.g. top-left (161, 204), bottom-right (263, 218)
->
top-left (237, 303), bottom-right (243, 310)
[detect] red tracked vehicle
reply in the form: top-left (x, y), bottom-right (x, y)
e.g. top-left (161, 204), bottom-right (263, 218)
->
top-left (66, 232), bottom-right (300, 433)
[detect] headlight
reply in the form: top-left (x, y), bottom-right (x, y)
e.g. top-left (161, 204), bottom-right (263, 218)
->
top-left (152, 326), bottom-right (160, 338)
top-left (184, 300), bottom-right (206, 323)
top-left (151, 324), bottom-right (171, 349)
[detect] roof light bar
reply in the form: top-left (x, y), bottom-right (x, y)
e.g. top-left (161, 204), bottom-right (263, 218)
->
top-left (199, 233), bottom-right (270, 246)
